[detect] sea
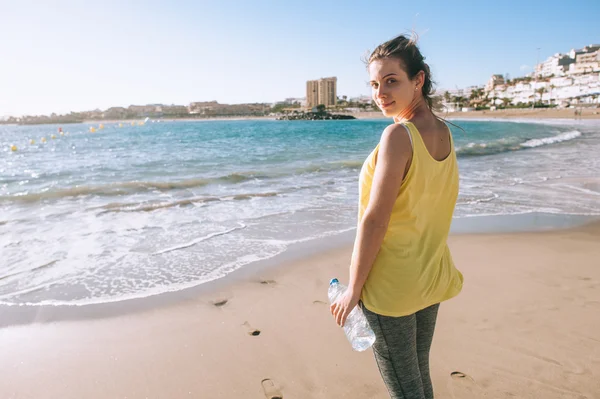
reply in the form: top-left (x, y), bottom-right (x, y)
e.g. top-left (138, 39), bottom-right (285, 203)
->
top-left (1, 118), bottom-right (599, 307)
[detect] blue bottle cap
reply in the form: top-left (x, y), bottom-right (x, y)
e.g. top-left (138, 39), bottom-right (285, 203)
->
top-left (329, 278), bottom-right (339, 285)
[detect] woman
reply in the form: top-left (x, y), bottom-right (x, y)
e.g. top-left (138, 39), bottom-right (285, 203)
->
top-left (330, 34), bottom-right (464, 399)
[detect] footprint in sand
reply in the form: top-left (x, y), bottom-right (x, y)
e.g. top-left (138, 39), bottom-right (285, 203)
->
top-left (451, 371), bottom-right (468, 379)
top-left (242, 321), bottom-right (261, 336)
top-left (449, 371), bottom-right (483, 398)
top-left (260, 279), bottom-right (277, 285)
top-left (261, 378), bottom-right (283, 399)
top-left (313, 300), bottom-right (327, 305)
top-left (212, 299), bottom-right (228, 307)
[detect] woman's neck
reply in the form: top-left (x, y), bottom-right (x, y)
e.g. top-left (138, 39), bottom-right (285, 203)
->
top-left (393, 97), bottom-right (432, 124)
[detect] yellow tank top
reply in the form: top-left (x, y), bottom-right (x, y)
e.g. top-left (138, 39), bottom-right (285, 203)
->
top-left (358, 121), bottom-right (463, 317)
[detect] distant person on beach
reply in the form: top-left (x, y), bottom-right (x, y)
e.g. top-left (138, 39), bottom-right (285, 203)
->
top-left (330, 34), bottom-right (464, 399)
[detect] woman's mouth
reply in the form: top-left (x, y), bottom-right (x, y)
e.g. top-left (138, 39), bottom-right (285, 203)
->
top-left (380, 101), bottom-right (395, 109)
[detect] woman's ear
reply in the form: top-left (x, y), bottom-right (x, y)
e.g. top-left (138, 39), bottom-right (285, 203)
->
top-left (417, 70), bottom-right (426, 89)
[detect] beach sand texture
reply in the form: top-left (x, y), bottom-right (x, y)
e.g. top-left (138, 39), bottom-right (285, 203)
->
top-left (1, 222), bottom-right (599, 398)
top-left (352, 107), bottom-right (600, 120)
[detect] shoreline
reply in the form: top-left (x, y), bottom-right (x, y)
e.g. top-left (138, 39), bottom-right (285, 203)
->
top-left (441, 107), bottom-right (600, 120)
top-left (356, 107), bottom-right (600, 120)
top-left (1, 217), bottom-right (598, 398)
top-left (1, 212), bottom-right (597, 328)
top-left (96, 107), bottom-right (600, 123)
top-left (4, 107), bottom-right (600, 126)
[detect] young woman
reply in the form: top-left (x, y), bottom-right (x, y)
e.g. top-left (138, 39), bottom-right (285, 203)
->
top-left (330, 35), bottom-right (464, 399)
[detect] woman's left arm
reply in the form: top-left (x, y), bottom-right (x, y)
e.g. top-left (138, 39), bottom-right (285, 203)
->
top-left (330, 124), bottom-right (412, 327)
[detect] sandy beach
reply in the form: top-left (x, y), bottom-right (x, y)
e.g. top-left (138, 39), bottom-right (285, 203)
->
top-left (355, 107), bottom-right (600, 120)
top-left (1, 220), bottom-right (599, 398)
top-left (442, 107), bottom-right (600, 120)
top-left (71, 106), bottom-right (600, 125)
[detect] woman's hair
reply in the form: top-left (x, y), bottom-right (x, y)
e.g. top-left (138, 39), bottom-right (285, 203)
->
top-left (366, 33), bottom-right (435, 110)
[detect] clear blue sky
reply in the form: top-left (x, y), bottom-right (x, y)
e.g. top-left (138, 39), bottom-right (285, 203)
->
top-left (1, 0), bottom-right (598, 116)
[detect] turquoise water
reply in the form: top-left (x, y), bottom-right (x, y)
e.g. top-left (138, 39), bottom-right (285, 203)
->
top-left (1, 118), bottom-right (599, 306)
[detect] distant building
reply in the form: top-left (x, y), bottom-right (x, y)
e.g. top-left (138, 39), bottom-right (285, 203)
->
top-left (485, 74), bottom-right (505, 92)
top-left (188, 101), bottom-right (221, 115)
top-left (533, 45), bottom-right (600, 78)
top-left (318, 77), bottom-right (337, 107)
top-left (349, 95), bottom-right (372, 104)
top-left (535, 53), bottom-right (575, 77)
top-left (570, 48), bottom-right (600, 74)
top-left (285, 97), bottom-right (307, 107)
top-left (447, 44), bottom-right (600, 109)
top-left (568, 44), bottom-right (600, 61)
top-left (306, 77), bottom-right (337, 108)
top-left (306, 81), bottom-right (319, 109)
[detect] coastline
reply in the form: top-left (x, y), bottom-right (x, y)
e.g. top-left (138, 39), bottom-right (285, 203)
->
top-left (83, 115), bottom-right (279, 124)
top-left (6, 107), bottom-right (599, 126)
top-left (356, 107), bottom-right (600, 120)
top-left (1, 212), bottom-right (596, 328)
top-left (1, 216), bottom-right (599, 398)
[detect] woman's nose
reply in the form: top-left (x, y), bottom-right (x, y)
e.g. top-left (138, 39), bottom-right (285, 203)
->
top-left (376, 86), bottom-right (387, 99)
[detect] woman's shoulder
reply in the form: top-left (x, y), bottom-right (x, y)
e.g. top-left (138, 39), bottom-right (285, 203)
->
top-left (380, 123), bottom-right (412, 146)
top-left (377, 123), bottom-right (413, 159)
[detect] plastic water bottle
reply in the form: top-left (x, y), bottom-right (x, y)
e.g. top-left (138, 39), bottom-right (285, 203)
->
top-left (328, 278), bottom-right (376, 352)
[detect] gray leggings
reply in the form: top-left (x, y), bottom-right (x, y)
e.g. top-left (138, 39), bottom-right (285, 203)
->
top-left (361, 302), bottom-right (440, 399)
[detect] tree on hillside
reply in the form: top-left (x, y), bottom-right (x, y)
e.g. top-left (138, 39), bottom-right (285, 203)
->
top-left (443, 91), bottom-right (451, 103)
top-left (536, 87), bottom-right (547, 104)
top-left (453, 96), bottom-right (467, 108)
top-left (471, 88), bottom-right (484, 101)
top-left (469, 91), bottom-right (479, 102)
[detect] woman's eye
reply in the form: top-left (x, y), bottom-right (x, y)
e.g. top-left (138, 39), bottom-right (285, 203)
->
top-left (371, 83), bottom-right (378, 88)
top-left (387, 79), bottom-right (396, 84)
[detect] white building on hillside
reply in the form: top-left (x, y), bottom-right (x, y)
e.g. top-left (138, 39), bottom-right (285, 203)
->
top-left (568, 44), bottom-right (600, 60)
top-left (350, 95), bottom-right (373, 104)
top-left (444, 86), bottom-right (481, 99)
top-left (535, 53), bottom-right (574, 77)
top-left (485, 75), bottom-right (505, 92)
top-left (569, 49), bottom-right (600, 74)
top-left (285, 97), bottom-right (307, 107)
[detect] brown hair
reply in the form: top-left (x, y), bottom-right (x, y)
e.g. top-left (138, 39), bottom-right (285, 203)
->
top-left (367, 34), bottom-right (436, 110)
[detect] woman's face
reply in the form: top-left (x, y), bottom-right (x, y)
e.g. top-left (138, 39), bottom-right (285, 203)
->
top-left (368, 58), bottom-right (422, 118)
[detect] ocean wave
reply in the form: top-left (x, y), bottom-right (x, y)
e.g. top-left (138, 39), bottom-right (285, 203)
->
top-left (521, 130), bottom-right (581, 148)
top-left (294, 161), bottom-right (363, 174)
top-left (457, 193), bottom-right (499, 205)
top-left (456, 130), bottom-right (582, 157)
top-left (95, 192), bottom-right (280, 214)
top-left (95, 197), bottom-right (217, 214)
top-left (152, 223), bottom-right (247, 255)
top-left (0, 162), bottom-right (362, 203)
top-left (0, 226), bottom-right (356, 307)
top-left (0, 260), bottom-right (59, 282)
